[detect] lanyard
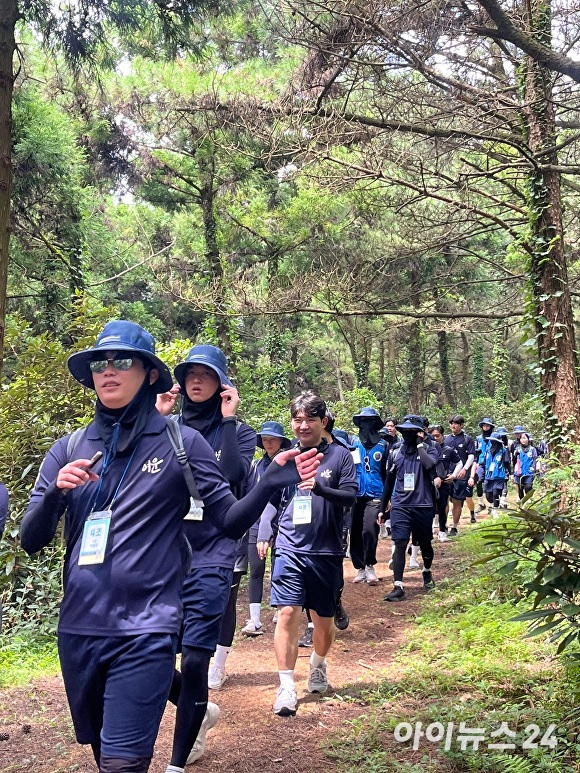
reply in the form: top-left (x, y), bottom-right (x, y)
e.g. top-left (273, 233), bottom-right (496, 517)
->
top-left (91, 446), bottom-right (139, 513)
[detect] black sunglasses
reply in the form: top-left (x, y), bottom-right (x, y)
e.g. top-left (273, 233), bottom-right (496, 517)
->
top-left (89, 356), bottom-right (135, 374)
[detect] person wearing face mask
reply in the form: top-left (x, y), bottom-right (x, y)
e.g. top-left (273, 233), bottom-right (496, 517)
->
top-left (429, 425), bottom-right (463, 541)
top-left (156, 344), bottom-right (256, 770)
top-left (242, 422), bottom-right (292, 636)
top-left (21, 321), bottom-right (320, 773)
top-left (378, 415), bottom-right (439, 601)
top-left (350, 407), bottom-right (389, 586)
top-left (472, 418), bottom-right (495, 515)
top-left (513, 432), bottom-right (540, 501)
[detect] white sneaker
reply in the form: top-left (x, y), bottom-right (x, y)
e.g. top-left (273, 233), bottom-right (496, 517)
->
top-left (438, 531), bottom-right (449, 542)
top-left (273, 685), bottom-right (297, 716)
top-left (186, 702), bottom-right (220, 763)
top-left (365, 566), bottom-right (379, 585)
top-left (379, 523), bottom-right (388, 539)
top-left (491, 508), bottom-right (499, 519)
top-left (409, 556), bottom-right (420, 569)
top-left (208, 664), bottom-right (228, 690)
top-left (241, 619), bottom-right (264, 636)
top-left (352, 568), bottom-right (367, 583)
top-left (308, 662), bottom-right (328, 693)
top-left (272, 612), bottom-right (278, 623)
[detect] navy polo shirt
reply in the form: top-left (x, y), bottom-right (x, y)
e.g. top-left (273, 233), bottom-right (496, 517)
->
top-left (23, 412), bottom-right (236, 637)
top-left (275, 442), bottom-right (357, 556)
top-left (179, 418), bottom-right (256, 570)
top-left (443, 430), bottom-right (475, 465)
top-left (386, 443), bottom-right (439, 508)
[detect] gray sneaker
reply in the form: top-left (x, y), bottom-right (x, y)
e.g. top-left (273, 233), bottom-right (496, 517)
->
top-left (308, 662), bottom-right (328, 693)
top-left (186, 702), bottom-right (220, 763)
top-left (273, 686), bottom-right (298, 716)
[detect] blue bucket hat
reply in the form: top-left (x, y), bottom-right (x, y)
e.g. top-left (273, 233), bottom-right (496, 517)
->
top-left (479, 417), bottom-right (495, 428)
top-left (353, 406), bottom-right (383, 428)
top-left (67, 320), bottom-right (173, 393)
top-left (257, 421), bottom-right (291, 450)
top-left (174, 344), bottom-right (233, 391)
top-left (513, 425), bottom-right (525, 433)
top-left (488, 431), bottom-right (505, 447)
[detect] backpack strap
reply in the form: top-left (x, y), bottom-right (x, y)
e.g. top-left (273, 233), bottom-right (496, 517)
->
top-left (66, 427), bottom-right (87, 460)
top-left (165, 419), bottom-right (204, 505)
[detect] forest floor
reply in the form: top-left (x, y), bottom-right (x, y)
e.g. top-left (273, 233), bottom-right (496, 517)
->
top-left (0, 531), bottom-right (464, 773)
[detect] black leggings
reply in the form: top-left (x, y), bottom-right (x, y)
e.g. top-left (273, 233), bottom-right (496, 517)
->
top-left (218, 570), bottom-right (245, 648)
top-left (393, 538), bottom-right (434, 582)
top-left (99, 757), bottom-right (151, 772)
top-left (248, 542), bottom-right (266, 604)
top-left (517, 476), bottom-right (534, 499)
top-left (168, 645), bottom-right (212, 768)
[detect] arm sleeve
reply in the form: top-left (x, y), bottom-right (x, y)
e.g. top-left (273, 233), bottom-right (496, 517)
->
top-left (20, 438), bottom-right (70, 554)
top-left (257, 502), bottom-right (278, 542)
top-left (0, 483), bottom-right (8, 537)
top-left (380, 466), bottom-right (397, 512)
top-left (218, 420), bottom-right (257, 488)
top-left (312, 480), bottom-right (357, 507)
top-left (417, 445), bottom-right (437, 471)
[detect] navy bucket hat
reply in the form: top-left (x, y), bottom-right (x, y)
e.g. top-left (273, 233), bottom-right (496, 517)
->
top-left (174, 344), bottom-right (233, 391)
top-left (479, 417), bottom-right (495, 428)
top-left (353, 406), bottom-right (383, 428)
top-left (257, 421), bottom-right (292, 450)
top-left (395, 415), bottom-right (424, 432)
top-left (67, 320), bottom-right (173, 393)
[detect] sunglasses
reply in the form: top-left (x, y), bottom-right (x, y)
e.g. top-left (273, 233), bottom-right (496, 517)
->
top-left (89, 356), bottom-right (135, 373)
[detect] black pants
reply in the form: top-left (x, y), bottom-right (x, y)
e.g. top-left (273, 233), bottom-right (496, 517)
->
top-left (350, 496), bottom-right (380, 569)
top-left (248, 542), bottom-right (266, 604)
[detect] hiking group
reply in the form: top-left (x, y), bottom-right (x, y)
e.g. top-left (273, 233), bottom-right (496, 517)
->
top-left (19, 320), bottom-right (546, 772)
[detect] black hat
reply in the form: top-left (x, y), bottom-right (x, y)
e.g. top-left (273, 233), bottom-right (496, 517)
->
top-left (67, 320), bottom-right (173, 393)
top-left (353, 406), bottom-right (383, 428)
top-left (395, 415), bottom-right (424, 432)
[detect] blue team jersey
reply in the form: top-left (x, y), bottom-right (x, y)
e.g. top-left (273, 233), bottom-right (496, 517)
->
top-left (484, 445), bottom-right (510, 481)
top-left (354, 439), bottom-right (386, 497)
top-left (515, 446), bottom-right (537, 478)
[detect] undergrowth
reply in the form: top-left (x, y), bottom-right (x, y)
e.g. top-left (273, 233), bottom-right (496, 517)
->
top-left (325, 524), bottom-right (580, 772)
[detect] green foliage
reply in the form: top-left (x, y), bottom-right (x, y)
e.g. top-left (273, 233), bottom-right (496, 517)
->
top-left (327, 388), bottom-right (381, 435)
top-left (0, 636), bottom-right (60, 687)
top-left (0, 304), bottom-right (111, 635)
top-left (478, 447), bottom-right (580, 657)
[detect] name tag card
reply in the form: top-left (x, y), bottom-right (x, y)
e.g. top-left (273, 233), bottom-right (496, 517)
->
top-left (79, 510), bottom-right (112, 565)
top-left (351, 448), bottom-right (361, 465)
top-left (184, 498), bottom-right (204, 521)
top-left (293, 492), bottom-right (312, 525)
top-left (404, 473), bottom-right (415, 491)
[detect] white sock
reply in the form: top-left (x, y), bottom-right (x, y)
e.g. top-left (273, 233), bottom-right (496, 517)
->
top-left (165, 766), bottom-right (185, 773)
top-left (411, 545), bottom-right (420, 559)
top-left (479, 498), bottom-right (485, 506)
top-left (310, 651), bottom-right (326, 668)
top-left (249, 603), bottom-right (261, 626)
top-left (307, 621), bottom-right (314, 630)
top-left (394, 580), bottom-right (404, 588)
top-left (391, 543), bottom-right (396, 556)
top-left (279, 669), bottom-right (295, 690)
top-left (213, 645), bottom-right (230, 670)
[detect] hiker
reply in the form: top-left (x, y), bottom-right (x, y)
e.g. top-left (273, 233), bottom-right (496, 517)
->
top-left (20, 321), bottom-right (319, 773)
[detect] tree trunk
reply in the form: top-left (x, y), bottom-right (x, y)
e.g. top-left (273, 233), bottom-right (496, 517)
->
top-left (437, 330), bottom-right (455, 407)
top-left (0, 0), bottom-right (17, 379)
top-left (521, 0), bottom-right (580, 448)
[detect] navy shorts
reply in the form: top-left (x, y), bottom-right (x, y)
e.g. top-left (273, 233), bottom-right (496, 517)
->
top-left (452, 477), bottom-right (473, 501)
top-left (484, 479), bottom-right (504, 499)
top-left (58, 632), bottom-right (177, 759)
top-left (390, 506), bottom-right (435, 545)
top-left (271, 550), bottom-right (342, 618)
top-left (181, 566), bottom-right (233, 651)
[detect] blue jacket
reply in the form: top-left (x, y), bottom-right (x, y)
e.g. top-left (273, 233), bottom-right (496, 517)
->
top-left (483, 444), bottom-right (511, 481)
top-left (353, 439), bottom-right (387, 497)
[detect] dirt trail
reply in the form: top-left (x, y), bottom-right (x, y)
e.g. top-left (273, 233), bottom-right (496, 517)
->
top-left (0, 535), bottom-right (462, 773)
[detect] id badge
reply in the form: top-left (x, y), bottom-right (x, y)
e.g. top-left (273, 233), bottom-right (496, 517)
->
top-left (184, 498), bottom-right (204, 521)
top-left (78, 510), bottom-right (111, 565)
top-left (351, 447), bottom-right (361, 465)
top-left (293, 491), bottom-right (312, 525)
top-left (488, 462), bottom-right (495, 473)
top-left (404, 473), bottom-right (415, 491)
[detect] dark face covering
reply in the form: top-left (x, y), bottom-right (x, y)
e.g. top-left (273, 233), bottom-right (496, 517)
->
top-left (482, 427), bottom-right (492, 438)
top-left (94, 370), bottom-right (157, 459)
top-left (358, 419), bottom-right (382, 448)
top-left (180, 387), bottom-right (222, 438)
top-left (401, 429), bottom-right (420, 449)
